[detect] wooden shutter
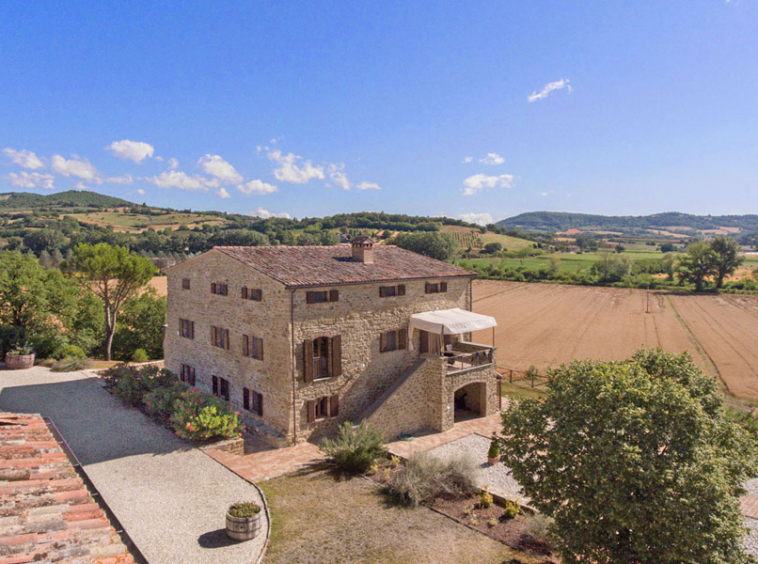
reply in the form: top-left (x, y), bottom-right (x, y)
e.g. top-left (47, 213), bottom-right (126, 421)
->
top-left (399, 328), bottom-right (407, 350)
top-left (211, 282), bottom-right (217, 294)
top-left (190, 321), bottom-right (194, 340)
top-left (379, 286), bottom-right (386, 298)
top-left (243, 388), bottom-right (250, 410)
top-left (243, 335), bottom-right (249, 357)
top-left (420, 330), bottom-right (429, 354)
top-left (440, 281), bottom-right (448, 293)
top-left (330, 394), bottom-right (339, 417)
top-left (329, 289), bottom-right (339, 302)
top-left (398, 284), bottom-right (405, 296)
top-left (224, 329), bottom-right (230, 350)
top-left (258, 338), bottom-right (264, 361)
top-left (425, 282), bottom-right (431, 294)
top-left (211, 326), bottom-right (217, 346)
top-left (241, 287), bottom-right (248, 299)
top-left (306, 400), bottom-right (316, 423)
top-left (212, 376), bottom-right (218, 395)
top-left (331, 335), bottom-right (342, 377)
top-left (306, 291), bottom-right (315, 304)
top-left (303, 339), bottom-right (314, 383)
top-left (257, 392), bottom-right (264, 416)
top-left (379, 331), bottom-right (387, 353)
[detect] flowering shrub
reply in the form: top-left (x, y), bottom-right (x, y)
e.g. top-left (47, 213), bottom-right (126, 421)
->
top-left (171, 389), bottom-right (243, 441)
top-left (144, 382), bottom-right (185, 419)
top-left (105, 364), bottom-right (179, 407)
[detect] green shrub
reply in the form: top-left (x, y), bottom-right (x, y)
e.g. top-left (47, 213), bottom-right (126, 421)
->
top-left (488, 438), bottom-right (500, 459)
top-left (319, 421), bottom-right (387, 474)
top-left (478, 488), bottom-right (494, 509)
top-left (109, 364), bottom-right (179, 407)
top-left (171, 389), bottom-right (243, 441)
top-left (387, 451), bottom-right (478, 506)
top-left (51, 357), bottom-right (89, 372)
top-left (131, 348), bottom-right (149, 363)
top-left (501, 498), bottom-right (521, 520)
top-left (144, 382), bottom-right (185, 419)
top-left (52, 344), bottom-right (86, 360)
top-left (101, 363), bottom-right (135, 389)
top-left (228, 502), bottom-right (261, 517)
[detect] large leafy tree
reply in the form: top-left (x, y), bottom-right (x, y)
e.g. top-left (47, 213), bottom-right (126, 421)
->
top-left (392, 232), bottom-right (457, 261)
top-left (499, 349), bottom-right (758, 564)
top-left (677, 240), bottom-right (716, 291)
top-left (710, 236), bottom-right (744, 289)
top-left (69, 243), bottom-right (155, 360)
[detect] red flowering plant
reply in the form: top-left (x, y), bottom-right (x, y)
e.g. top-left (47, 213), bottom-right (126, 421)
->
top-left (170, 389), bottom-right (243, 441)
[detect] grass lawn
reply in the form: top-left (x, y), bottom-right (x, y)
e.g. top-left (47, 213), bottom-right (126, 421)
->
top-left (259, 465), bottom-right (541, 564)
top-left (500, 381), bottom-right (547, 401)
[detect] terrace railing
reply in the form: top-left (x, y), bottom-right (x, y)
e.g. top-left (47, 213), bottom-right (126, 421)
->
top-left (444, 345), bottom-right (494, 375)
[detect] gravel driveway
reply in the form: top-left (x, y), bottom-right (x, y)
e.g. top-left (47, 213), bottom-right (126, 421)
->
top-left (0, 366), bottom-right (268, 564)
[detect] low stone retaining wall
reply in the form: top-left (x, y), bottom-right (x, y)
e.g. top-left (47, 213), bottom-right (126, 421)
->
top-left (202, 436), bottom-right (246, 456)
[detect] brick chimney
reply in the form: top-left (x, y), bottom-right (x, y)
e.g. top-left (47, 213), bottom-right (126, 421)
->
top-left (351, 236), bottom-right (374, 264)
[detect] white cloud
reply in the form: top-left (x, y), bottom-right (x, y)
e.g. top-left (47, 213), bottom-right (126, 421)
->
top-left (327, 163), bottom-right (350, 190)
top-left (462, 173), bottom-right (515, 196)
top-left (217, 187), bottom-right (231, 199)
top-left (356, 181), bottom-right (381, 191)
top-left (541, 192), bottom-right (548, 197)
top-left (459, 212), bottom-right (494, 226)
top-left (198, 154), bottom-right (243, 184)
top-left (528, 78), bottom-right (573, 102)
top-left (129, 188), bottom-right (146, 196)
top-left (106, 139), bottom-right (155, 163)
top-left (167, 158), bottom-right (179, 170)
top-left (148, 170), bottom-right (210, 191)
top-left (479, 153), bottom-right (505, 165)
top-left (267, 149), bottom-right (324, 184)
top-left (462, 156), bottom-right (473, 164)
top-left (247, 207), bottom-right (291, 219)
top-left (104, 174), bottom-right (133, 185)
top-left (6, 171), bottom-right (55, 190)
top-left (74, 182), bottom-right (91, 191)
top-left (51, 155), bottom-right (99, 181)
top-left (2, 148), bottom-right (45, 170)
top-left (237, 179), bottom-right (278, 195)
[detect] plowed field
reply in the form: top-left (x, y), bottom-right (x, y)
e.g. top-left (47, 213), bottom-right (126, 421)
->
top-left (472, 281), bottom-right (758, 403)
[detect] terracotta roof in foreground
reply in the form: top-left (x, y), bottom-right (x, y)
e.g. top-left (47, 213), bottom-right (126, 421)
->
top-left (0, 413), bottom-right (134, 564)
top-left (213, 244), bottom-right (476, 288)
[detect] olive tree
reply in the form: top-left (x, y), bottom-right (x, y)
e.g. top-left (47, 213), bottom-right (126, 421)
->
top-left (499, 349), bottom-right (758, 564)
top-left (677, 240), bottom-right (716, 291)
top-left (69, 243), bottom-right (155, 360)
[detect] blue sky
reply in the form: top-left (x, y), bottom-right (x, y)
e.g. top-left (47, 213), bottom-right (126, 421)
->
top-left (2, 1), bottom-right (757, 224)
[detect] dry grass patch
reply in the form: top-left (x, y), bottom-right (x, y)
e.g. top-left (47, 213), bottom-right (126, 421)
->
top-left (259, 466), bottom-right (539, 564)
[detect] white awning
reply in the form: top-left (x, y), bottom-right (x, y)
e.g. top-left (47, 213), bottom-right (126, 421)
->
top-left (410, 308), bottom-right (497, 335)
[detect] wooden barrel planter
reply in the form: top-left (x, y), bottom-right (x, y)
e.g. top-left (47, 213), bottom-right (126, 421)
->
top-left (226, 503), bottom-right (263, 541)
top-left (5, 352), bottom-right (35, 370)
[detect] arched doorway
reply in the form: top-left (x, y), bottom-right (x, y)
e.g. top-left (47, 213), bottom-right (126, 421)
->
top-left (453, 381), bottom-right (487, 423)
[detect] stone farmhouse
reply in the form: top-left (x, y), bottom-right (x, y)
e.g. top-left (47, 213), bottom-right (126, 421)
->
top-left (164, 237), bottom-right (500, 444)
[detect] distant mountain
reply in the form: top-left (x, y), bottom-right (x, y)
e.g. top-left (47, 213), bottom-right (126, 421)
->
top-left (0, 190), bottom-right (134, 210)
top-left (498, 211), bottom-right (758, 234)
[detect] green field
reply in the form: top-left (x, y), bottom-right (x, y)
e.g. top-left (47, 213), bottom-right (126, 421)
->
top-left (459, 250), bottom-right (662, 273)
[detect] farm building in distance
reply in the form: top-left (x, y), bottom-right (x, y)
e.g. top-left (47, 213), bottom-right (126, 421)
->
top-left (164, 237), bottom-right (500, 444)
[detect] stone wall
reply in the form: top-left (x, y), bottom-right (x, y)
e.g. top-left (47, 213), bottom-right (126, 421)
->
top-left (292, 276), bottom-right (472, 441)
top-left (164, 250), bottom-right (295, 439)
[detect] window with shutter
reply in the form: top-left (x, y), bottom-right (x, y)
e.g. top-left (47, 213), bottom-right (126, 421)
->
top-left (397, 284), bottom-right (406, 296)
top-left (182, 278), bottom-right (190, 290)
top-left (330, 335), bottom-right (342, 378)
top-left (211, 282), bottom-right (217, 294)
top-left (241, 287), bottom-right (248, 299)
top-left (219, 377), bottom-right (230, 401)
top-left (212, 375), bottom-right (219, 395)
top-left (306, 399), bottom-right (316, 423)
top-left (440, 281), bottom-right (448, 293)
top-left (329, 289), bottom-right (339, 302)
top-left (303, 340), bottom-right (314, 383)
top-left (243, 387), bottom-right (250, 410)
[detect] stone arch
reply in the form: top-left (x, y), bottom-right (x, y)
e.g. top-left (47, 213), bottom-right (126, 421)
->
top-left (453, 380), bottom-right (487, 422)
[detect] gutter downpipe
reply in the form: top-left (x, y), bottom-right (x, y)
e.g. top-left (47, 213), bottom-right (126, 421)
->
top-left (290, 289), bottom-right (298, 444)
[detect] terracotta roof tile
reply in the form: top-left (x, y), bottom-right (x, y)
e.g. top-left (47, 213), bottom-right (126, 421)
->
top-left (0, 413), bottom-right (133, 564)
top-left (213, 244), bottom-right (475, 288)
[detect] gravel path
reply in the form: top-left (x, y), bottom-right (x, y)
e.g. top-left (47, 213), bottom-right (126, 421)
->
top-left (745, 478), bottom-right (758, 497)
top-left (425, 433), bottom-right (529, 504)
top-left (0, 366), bottom-right (268, 564)
top-left (745, 517), bottom-right (758, 557)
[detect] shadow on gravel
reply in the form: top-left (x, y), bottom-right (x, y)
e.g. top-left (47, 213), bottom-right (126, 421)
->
top-left (197, 529), bottom-right (239, 549)
top-left (0, 375), bottom-right (191, 465)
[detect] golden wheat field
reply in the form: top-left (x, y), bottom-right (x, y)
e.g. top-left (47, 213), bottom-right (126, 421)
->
top-left (472, 280), bottom-right (758, 403)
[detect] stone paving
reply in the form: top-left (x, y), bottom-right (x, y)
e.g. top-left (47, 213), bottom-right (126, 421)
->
top-left (205, 440), bottom-right (326, 483)
top-left (0, 367), bottom-right (269, 564)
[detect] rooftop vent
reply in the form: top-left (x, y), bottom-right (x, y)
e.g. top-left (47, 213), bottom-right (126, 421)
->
top-left (351, 236), bottom-right (374, 264)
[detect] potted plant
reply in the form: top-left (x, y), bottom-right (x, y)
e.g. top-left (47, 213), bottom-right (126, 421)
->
top-left (226, 502), bottom-right (263, 541)
top-left (487, 437), bottom-right (500, 465)
top-left (5, 346), bottom-right (35, 370)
